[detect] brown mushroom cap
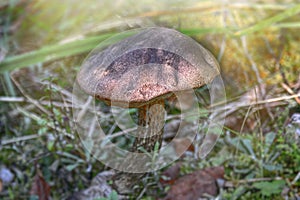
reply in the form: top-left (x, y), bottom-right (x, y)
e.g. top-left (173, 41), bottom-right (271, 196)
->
top-left (77, 27), bottom-right (220, 107)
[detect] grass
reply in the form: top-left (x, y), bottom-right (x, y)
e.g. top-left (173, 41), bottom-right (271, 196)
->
top-left (1, 3), bottom-right (300, 73)
top-left (234, 3), bottom-right (300, 36)
top-left (1, 0), bottom-right (300, 199)
top-left (0, 34), bottom-right (113, 72)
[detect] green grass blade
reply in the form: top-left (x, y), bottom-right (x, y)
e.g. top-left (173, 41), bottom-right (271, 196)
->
top-left (234, 4), bottom-right (300, 37)
top-left (0, 28), bottom-right (228, 73)
top-left (274, 22), bottom-right (300, 28)
top-left (181, 27), bottom-right (234, 35)
top-left (0, 34), bottom-right (114, 73)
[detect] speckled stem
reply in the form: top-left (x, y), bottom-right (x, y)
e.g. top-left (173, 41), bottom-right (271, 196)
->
top-left (132, 100), bottom-right (165, 152)
top-left (112, 100), bottom-right (165, 195)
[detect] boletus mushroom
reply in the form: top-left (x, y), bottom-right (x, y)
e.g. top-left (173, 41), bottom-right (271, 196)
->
top-left (77, 27), bottom-right (219, 152)
top-left (76, 27), bottom-right (220, 194)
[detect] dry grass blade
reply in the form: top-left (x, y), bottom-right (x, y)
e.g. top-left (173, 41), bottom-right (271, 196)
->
top-left (130, 2), bottom-right (290, 18)
top-left (224, 177), bottom-right (283, 187)
top-left (10, 73), bottom-right (52, 116)
top-left (1, 134), bottom-right (41, 145)
top-left (235, 4), bottom-right (300, 36)
top-left (281, 83), bottom-right (300, 104)
top-left (0, 96), bottom-right (24, 102)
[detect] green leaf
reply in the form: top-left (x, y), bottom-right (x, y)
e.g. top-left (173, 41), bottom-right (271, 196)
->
top-left (47, 141), bottom-right (55, 151)
top-left (265, 132), bottom-right (276, 146)
top-left (66, 163), bottom-right (79, 171)
top-left (264, 132), bottom-right (276, 154)
top-left (60, 151), bottom-right (84, 162)
top-left (252, 180), bottom-right (285, 196)
top-left (232, 185), bottom-right (247, 200)
top-left (262, 163), bottom-right (283, 171)
top-left (151, 141), bottom-right (160, 163)
top-left (29, 195), bottom-right (39, 200)
top-left (110, 190), bottom-right (118, 200)
top-left (225, 136), bottom-right (247, 153)
top-left (234, 167), bottom-right (253, 174)
top-left (38, 127), bottom-right (48, 135)
top-left (241, 139), bottom-right (255, 157)
top-left (93, 190), bottom-right (118, 200)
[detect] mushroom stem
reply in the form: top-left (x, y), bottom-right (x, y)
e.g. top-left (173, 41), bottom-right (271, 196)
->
top-left (133, 99), bottom-right (165, 152)
top-left (112, 100), bottom-right (165, 195)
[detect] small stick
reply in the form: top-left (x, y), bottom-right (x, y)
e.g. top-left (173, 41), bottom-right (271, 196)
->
top-left (1, 134), bottom-right (41, 145)
top-left (223, 177), bottom-right (283, 188)
top-left (281, 82), bottom-right (300, 104)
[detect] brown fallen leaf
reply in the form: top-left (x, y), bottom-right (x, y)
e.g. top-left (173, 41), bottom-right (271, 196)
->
top-left (160, 162), bottom-right (182, 186)
top-left (30, 168), bottom-right (51, 200)
top-left (172, 138), bottom-right (194, 157)
top-left (161, 166), bottom-right (224, 200)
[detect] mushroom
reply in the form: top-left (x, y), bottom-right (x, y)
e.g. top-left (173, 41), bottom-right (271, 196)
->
top-left (76, 27), bottom-right (220, 194)
top-left (76, 27), bottom-right (220, 153)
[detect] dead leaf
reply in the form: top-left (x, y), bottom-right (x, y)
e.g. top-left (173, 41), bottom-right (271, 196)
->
top-left (160, 162), bottom-right (182, 185)
top-left (172, 138), bottom-right (194, 156)
top-left (30, 169), bottom-right (51, 200)
top-left (161, 166), bottom-right (224, 200)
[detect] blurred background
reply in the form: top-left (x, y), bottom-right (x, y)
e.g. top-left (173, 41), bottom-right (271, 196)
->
top-left (0, 0), bottom-right (300, 199)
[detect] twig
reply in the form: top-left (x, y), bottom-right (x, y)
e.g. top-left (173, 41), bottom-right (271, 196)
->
top-left (136, 184), bottom-right (148, 200)
top-left (8, 104), bottom-right (35, 117)
top-left (0, 96), bottom-right (25, 102)
top-left (10, 73), bottom-right (52, 116)
top-left (291, 172), bottom-right (300, 185)
top-left (87, 117), bottom-right (97, 138)
top-left (76, 96), bottom-right (93, 122)
top-left (224, 177), bottom-right (283, 187)
top-left (0, 96), bottom-right (94, 110)
top-left (0, 47), bottom-right (7, 63)
top-left (210, 93), bottom-right (297, 112)
top-left (281, 83), bottom-right (300, 104)
top-left (106, 127), bottom-right (137, 139)
top-left (1, 134), bottom-right (41, 145)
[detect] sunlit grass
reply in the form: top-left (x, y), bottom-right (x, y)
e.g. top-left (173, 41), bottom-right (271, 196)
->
top-left (1, 2), bottom-right (300, 74)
